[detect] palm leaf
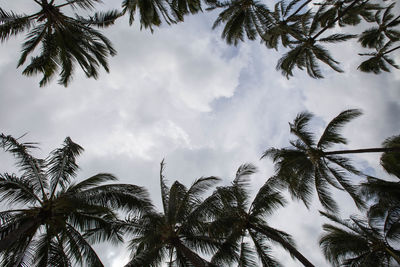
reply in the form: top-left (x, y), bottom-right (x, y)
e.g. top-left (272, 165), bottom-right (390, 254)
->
top-left (317, 109), bottom-right (362, 149)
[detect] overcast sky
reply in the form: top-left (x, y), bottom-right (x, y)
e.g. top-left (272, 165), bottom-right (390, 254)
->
top-left (0, 1), bottom-right (399, 266)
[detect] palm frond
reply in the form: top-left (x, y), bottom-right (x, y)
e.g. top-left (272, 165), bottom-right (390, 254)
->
top-left (289, 111), bottom-right (315, 147)
top-left (317, 109), bottom-right (362, 149)
top-left (48, 137), bottom-right (84, 197)
top-left (0, 134), bottom-right (48, 198)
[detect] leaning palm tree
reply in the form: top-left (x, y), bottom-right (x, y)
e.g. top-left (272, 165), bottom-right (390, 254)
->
top-left (124, 160), bottom-right (220, 267)
top-left (0, 134), bottom-right (151, 266)
top-left (207, 164), bottom-right (315, 267)
top-left (0, 0), bottom-right (121, 86)
top-left (319, 211), bottom-right (400, 266)
top-left (262, 109), bottom-right (400, 212)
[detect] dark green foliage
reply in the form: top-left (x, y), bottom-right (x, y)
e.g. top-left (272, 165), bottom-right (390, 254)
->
top-left (0, 1), bottom-right (120, 87)
top-left (319, 211), bottom-right (400, 266)
top-left (263, 109), bottom-right (365, 212)
top-left (207, 0), bottom-right (271, 45)
top-left (361, 135), bottom-right (400, 248)
top-left (0, 134), bottom-right (151, 266)
top-left (125, 160), bottom-right (220, 267)
top-left (206, 164), bottom-right (314, 267)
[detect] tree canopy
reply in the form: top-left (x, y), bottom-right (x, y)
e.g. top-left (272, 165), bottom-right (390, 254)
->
top-left (1, 0), bottom-right (399, 86)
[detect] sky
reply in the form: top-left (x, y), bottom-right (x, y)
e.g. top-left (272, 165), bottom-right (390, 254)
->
top-left (0, 1), bottom-right (400, 266)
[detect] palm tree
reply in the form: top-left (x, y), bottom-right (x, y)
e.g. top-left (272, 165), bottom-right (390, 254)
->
top-left (124, 160), bottom-right (220, 267)
top-left (361, 134), bottom-right (400, 247)
top-left (276, 6), bottom-right (357, 79)
top-left (262, 109), bottom-right (400, 212)
top-left (0, 134), bottom-right (151, 266)
top-left (358, 2), bottom-right (400, 49)
top-left (261, 0), bottom-right (309, 50)
top-left (122, 0), bottom-right (202, 32)
top-left (207, 0), bottom-right (271, 45)
top-left (319, 211), bottom-right (400, 266)
top-left (358, 41), bottom-right (400, 74)
top-left (316, 0), bottom-right (377, 28)
top-left (0, 0), bottom-right (121, 87)
top-left (206, 164), bottom-right (315, 267)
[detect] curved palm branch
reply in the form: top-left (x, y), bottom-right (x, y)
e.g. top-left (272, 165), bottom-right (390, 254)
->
top-left (0, 1), bottom-right (121, 87)
top-left (0, 133), bottom-right (150, 266)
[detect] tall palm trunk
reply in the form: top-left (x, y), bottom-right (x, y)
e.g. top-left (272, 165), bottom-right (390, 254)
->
top-left (324, 147), bottom-right (400, 156)
top-left (250, 223), bottom-right (315, 267)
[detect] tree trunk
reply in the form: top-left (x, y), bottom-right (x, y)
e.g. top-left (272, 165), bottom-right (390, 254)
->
top-left (250, 223), bottom-right (315, 267)
top-left (324, 147), bottom-right (400, 156)
top-left (385, 247), bottom-right (400, 265)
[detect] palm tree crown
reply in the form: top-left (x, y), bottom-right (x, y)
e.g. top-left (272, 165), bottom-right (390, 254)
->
top-left (124, 160), bottom-right (220, 267)
top-left (0, 133), bottom-right (151, 266)
top-left (206, 164), bottom-right (315, 267)
top-left (262, 109), bottom-right (368, 212)
top-left (0, 0), bottom-right (121, 86)
top-left (319, 211), bottom-right (400, 266)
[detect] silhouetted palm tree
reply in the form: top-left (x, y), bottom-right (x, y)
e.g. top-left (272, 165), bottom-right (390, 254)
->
top-left (361, 135), bottom-right (400, 247)
top-left (207, 164), bottom-right (315, 267)
top-left (0, 0), bottom-right (121, 86)
top-left (0, 134), bottom-right (150, 266)
top-left (261, 0), bottom-right (308, 49)
top-left (122, 0), bottom-right (202, 31)
top-left (319, 211), bottom-right (400, 266)
top-left (207, 0), bottom-right (271, 45)
top-left (262, 109), bottom-right (369, 212)
top-left (276, 7), bottom-right (357, 78)
top-left (124, 160), bottom-right (220, 267)
top-left (358, 3), bottom-right (400, 49)
top-left (358, 41), bottom-right (400, 73)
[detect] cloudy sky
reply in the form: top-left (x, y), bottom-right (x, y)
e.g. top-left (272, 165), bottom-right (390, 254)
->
top-left (0, 1), bottom-right (399, 266)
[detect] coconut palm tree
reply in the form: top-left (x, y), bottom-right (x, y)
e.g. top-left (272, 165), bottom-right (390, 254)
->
top-left (0, 134), bottom-right (151, 266)
top-left (319, 211), bottom-right (400, 266)
top-left (358, 2), bottom-right (400, 49)
top-left (262, 109), bottom-right (400, 212)
top-left (361, 134), bottom-right (400, 246)
top-left (262, 109), bottom-right (365, 212)
top-left (206, 164), bottom-right (315, 267)
top-left (276, 6), bottom-right (357, 79)
top-left (207, 0), bottom-right (271, 45)
top-left (358, 41), bottom-right (400, 74)
top-left (316, 0), bottom-right (377, 28)
top-left (0, 0), bottom-right (121, 87)
top-left (122, 0), bottom-right (202, 31)
top-left (261, 0), bottom-right (309, 50)
top-left (124, 160), bottom-right (220, 267)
